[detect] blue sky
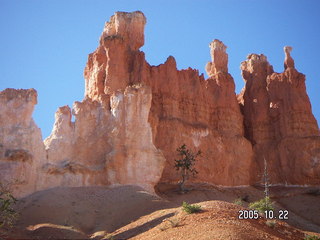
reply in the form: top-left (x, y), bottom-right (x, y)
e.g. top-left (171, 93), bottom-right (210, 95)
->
top-left (1, 0), bottom-right (319, 139)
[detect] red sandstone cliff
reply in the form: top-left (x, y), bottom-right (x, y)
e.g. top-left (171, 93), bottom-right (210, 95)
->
top-left (84, 12), bottom-right (253, 186)
top-left (238, 48), bottom-right (320, 185)
top-left (0, 11), bottom-right (319, 198)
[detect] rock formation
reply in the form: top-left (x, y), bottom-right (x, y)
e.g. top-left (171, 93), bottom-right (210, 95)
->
top-left (42, 84), bottom-right (165, 193)
top-left (0, 89), bottom-right (46, 196)
top-left (145, 43), bottom-right (253, 186)
top-left (239, 48), bottom-right (320, 184)
top-left (83, 11), bottom-right (253, 186)
top-left (0, 11), bottom-right (319, 198)
top-left (284, 46), bottom-right (294, 69)
top-left (84, 11), bottom-right (146, 98)
top-left (205, 39), bottom-right (228, 75)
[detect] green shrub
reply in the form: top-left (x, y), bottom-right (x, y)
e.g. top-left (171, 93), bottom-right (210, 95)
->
top-left (0, 182), bottom-right (18, 228)
top-left (249, 196), bottom-right (274, 213)
top-left (182, 201), bottom-right (201, 214)
top-left (304, 235), bottom-right (320, 240)
top-left (233, 198), bottom-right (243, 206)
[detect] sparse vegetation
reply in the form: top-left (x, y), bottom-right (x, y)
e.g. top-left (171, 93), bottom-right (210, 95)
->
top-left (265, 220), bottom-right (276, 228)
top-left (249, 196), bottom-right (274, 213)
top-left (159, 217), bottom-right (181, 231)
top-left (249, 158), bottom-right (274, 214)
top-left (174, 144), bottom-right (201, 192)
top-left (160, 217), bottom-right (181, 231)
top-left (249, 197), bottom-right (274, 213)
top-left (262, 158), bottom-right (270, 200)
top-left (0, 182), bottom-right (18, 229)
top-left (304, 234), bottom-right (320, 240)
top-left (233, 198), bottom-right (244, 206)
top-left (166, 218), bottom-right (180, 228)
top-left (182, 201), bottom-right (201, 214)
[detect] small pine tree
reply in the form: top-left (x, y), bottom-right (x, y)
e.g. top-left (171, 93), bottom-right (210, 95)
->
top-left (174, 144), bottom-right (201, 192)
top-left (182, 201), bottom-right (202, 214)
top-left (263, 157), bottom-right (270, 209)
top-left (249, 157), bottom-right (274, 213)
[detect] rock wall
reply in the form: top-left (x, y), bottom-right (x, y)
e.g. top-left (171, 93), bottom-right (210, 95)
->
top-left (0, 89), bottom-right (46, 196)
top-left (84, 12), bottom-right (253, 186)
top-left (238, 48), bottom-right (320, 185)
top-left (1, 11), bottom-right (319, 198)
top-left (144, 45), bottom-right (253, 186)
top-left (43, 84), bottom-right (165, 193)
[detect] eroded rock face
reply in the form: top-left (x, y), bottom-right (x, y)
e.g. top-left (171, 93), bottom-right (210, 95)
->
top-left (106, 85), bottom-right (166, 192)
top-left (43, 85), bottom-right (165, 193)
top-left (84, 11), bottom-right (146, 98)
top-left (143, 44), bottom-right (253, 186)
top-left (1, 11), bottom-right (165, 197)
top-left (206, 39), bottom-right (228, 76)
top-left (46, 12), bottom-right (254, 188)
top-left (83, 12), bottom-right (254, 186)
top-left (1, 11), bottom-right (319, 197)
top-left (240, 54), bottom-right (274, 143)
top-left (0, 89), bottom-right (46, 196)
top-left (239, 47), bottom-right (320, 185)
top-left (41, 100), bottom-right (111, 190)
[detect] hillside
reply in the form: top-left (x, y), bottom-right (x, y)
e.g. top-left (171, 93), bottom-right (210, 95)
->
top-left (2, 185), bottom-right (320, 239)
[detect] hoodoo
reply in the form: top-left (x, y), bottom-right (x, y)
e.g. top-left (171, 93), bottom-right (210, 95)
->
top-left (0, 11), bottom-right (319, 198)
top-left (238, 47), bottom-right (320, 184)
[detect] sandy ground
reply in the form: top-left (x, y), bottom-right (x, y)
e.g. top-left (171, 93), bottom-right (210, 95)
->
top-left (1, 184), bottom-right (319, 239)
top-left (114, 200), bottom-right (309, 240)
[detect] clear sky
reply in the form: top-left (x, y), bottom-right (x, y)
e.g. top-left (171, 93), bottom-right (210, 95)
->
top-left (1, 0), bottom-right (319, 139)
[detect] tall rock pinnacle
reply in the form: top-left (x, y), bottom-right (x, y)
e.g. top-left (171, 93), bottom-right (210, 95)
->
top-left (84, 11), bottom-right (146, 98)
top-left (240, 54), bottom-right (274, 142)
top-left (100, 11), bottom-right (146, 51)
top-left (205, 39), bottom-right (228, 76)
top-left (284, 46), bottom-right (295, 69)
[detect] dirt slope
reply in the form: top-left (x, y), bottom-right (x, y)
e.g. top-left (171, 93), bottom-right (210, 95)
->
top-left (112, 201), bottom-right (308, 240)
top-left (4, 185), bottom-right (171, 239)
top-left (1, 184), bottom-right (319, 239)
